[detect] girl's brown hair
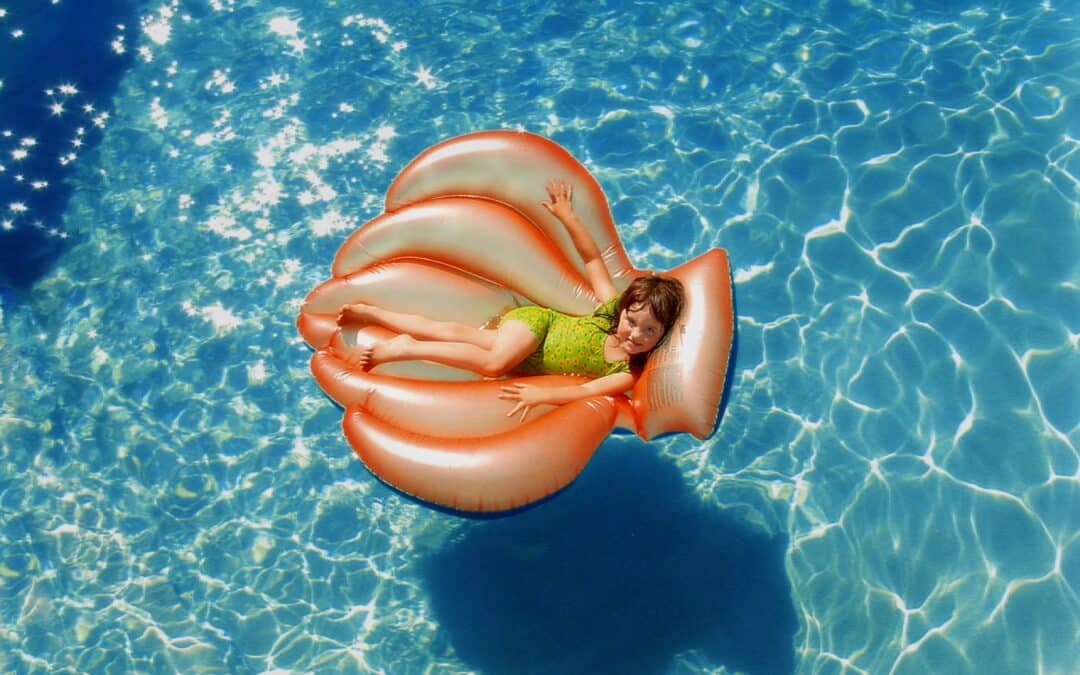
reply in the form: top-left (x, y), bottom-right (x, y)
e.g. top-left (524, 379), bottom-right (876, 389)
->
top-left (615, 276), bottom-right (684, 333)
top-left (602, 275), bottom-right (685, 369)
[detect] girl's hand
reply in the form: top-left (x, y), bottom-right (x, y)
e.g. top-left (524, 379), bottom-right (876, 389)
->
top-left (541, 178), bottom-right (575, 222)
top-left (498, 382), bottom-right (551, 423)
top-left (539, 177), bottom-right (618, 302)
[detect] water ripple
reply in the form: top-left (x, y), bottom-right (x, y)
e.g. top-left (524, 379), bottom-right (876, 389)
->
top-left (0, 0), bottom-right (1077, 673)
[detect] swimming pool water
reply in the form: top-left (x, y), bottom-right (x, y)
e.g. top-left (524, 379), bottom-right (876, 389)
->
top-left (1, 0), bottom-right (1077, 673)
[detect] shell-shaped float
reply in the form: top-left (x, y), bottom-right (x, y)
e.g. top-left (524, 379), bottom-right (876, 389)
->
top-left (298, 131), bottom-right (734, 512)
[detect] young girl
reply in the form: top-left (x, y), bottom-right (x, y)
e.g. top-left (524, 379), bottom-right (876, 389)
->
top-left (338, 178), bottom-right (685, 421)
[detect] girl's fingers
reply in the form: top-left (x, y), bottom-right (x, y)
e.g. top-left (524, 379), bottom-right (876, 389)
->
top-left (498, 385), bottom-right (523, 404)
top-left (505, 401), bottom-right (528, 420)
top-left (499, 387), bottom-right (535, 422)
top-left (544, 178), bottom-right (571, 202)
top-left (515, 402), bottom-right (530, 423)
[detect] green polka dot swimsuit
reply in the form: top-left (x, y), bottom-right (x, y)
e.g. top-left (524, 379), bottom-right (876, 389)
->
top-left (503, 296), bottom-right (630, 378)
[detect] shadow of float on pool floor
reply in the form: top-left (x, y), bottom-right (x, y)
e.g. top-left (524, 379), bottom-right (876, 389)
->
top-left (0, 0), bottom-right (135, 291)
top-left (419, 436), bottom-right (797, 675)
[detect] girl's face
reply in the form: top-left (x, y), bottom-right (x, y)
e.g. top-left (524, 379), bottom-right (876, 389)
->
top-left (615, 304), bottom-right (665, 355)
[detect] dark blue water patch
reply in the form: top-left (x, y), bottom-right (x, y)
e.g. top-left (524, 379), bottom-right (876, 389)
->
top-left (537, 7), bottom-right (588, 38)
top-left (0, 0), bottom-right (136, 290)
top-left (420, 437), bottom-right (796, 675)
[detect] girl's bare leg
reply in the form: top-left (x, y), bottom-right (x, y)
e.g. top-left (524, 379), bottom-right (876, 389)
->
top-left (339, 303), bottom-right (495, 349)
top-left (359, 320), bottom-right (538, 377)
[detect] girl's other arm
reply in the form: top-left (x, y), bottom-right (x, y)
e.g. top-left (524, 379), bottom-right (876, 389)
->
top-left (498, 372), bottom-right (634, 422)
top-left (541, 178), bottom-right (618, 303)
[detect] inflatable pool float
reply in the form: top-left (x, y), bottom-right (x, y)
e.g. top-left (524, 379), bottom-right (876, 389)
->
top-left (298, 131), bottom-right (734, 512)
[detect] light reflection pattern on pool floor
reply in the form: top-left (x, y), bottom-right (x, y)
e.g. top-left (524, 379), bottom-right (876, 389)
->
top-left (1, 1), bottom-right (1077, 673)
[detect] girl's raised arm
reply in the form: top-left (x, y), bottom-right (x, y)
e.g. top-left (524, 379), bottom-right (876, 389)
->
top-left (541, 178), bottom-right (618, 303)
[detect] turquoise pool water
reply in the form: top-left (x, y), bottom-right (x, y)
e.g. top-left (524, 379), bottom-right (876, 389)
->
top-left (1, 1), bottom-right (1077, 673)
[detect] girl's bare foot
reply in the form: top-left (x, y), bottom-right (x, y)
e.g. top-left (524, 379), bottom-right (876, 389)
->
top-left (375, 332), bottom-right (416, 362)
top-left (334, 343), bottom-right (375, 370)
top-left (332, 334), bottom-right (415, 371)
top-left (337, 303), bottom-right (379, 327)
top-left (368, 334), bottom-right (415, 368)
